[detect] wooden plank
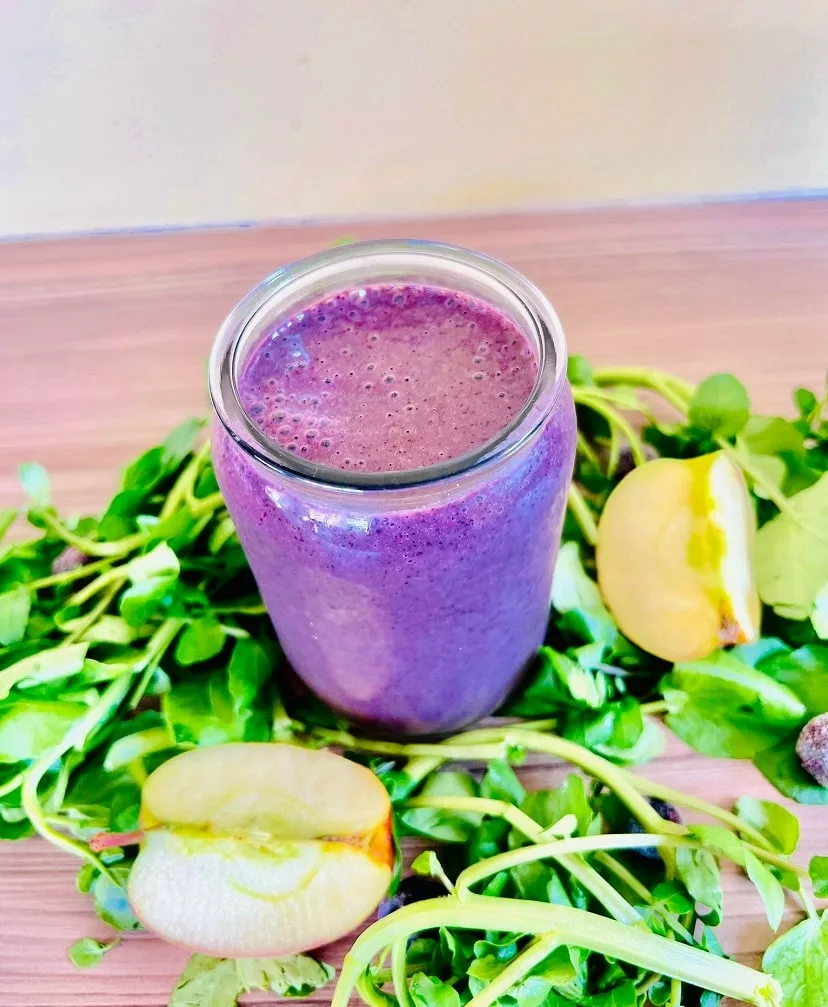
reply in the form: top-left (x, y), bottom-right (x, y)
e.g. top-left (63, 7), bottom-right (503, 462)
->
top-left (0, 200), bottom-right (826, 1006)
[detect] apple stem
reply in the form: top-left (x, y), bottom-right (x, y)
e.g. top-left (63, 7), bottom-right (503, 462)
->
top-left (89, 828), bottom-right (145, 852)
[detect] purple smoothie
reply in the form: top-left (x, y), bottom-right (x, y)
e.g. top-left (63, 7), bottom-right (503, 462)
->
top-left (212, 256), bottom-right (576, 736)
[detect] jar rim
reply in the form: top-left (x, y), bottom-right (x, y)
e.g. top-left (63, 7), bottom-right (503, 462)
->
top-left (208, 239), bottom-right (568, 492)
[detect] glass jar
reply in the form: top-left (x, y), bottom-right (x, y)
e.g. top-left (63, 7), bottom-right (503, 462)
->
top-left (209, 240), bottom-right (576, 736)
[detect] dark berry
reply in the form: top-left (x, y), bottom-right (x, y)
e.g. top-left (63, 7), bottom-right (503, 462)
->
top-left (797, 713), bottom-right (828, 787)
top-left (613, 444), bottom-right (657, 481)
top-left (627, 798), bottom-right (682, 859)
top-left (378, 876), bottom-right (446, 919)
top-left (51, 545), bottom-right (89, 575)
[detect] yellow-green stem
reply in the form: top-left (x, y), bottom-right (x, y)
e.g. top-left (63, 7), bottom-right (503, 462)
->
top-left (332, 895), bottom-right (781, 1007)
top-left (567, 484), bottom-right (599, 545)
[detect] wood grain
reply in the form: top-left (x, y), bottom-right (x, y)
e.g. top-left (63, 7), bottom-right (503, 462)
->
top-left (0, 201), bottom-right (826, 1007)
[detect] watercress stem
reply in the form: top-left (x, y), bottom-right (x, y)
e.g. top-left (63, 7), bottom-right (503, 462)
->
top-left (161, 439), bottom-right (211, 519)
top-left (502, 730), bottom-right (679, 874)
top-left (409, 794), bottom-right (637, 924)
top-left (720, 440), bottom-right (793, 515)
top-left (591, 367), bottom-right (694, 415)
top-left (573, 392), bottom-right (649, 466)
top-left (63, 577), bottom-right (125, 645)
top-left (594, 852), bottom-right (696, 943)
top-left (454, 834), bottom-right (680, 900)
top-left (38, 510), bottom-right (147, 559)
top-left (27, 556), bottom-right (112, 591)
top-left (567, 484), bottom-right (599, 546)
top-left (390, 939), bottom-right (413, 1007)
top-left (626, 776), bottom-right (775, 853)
top-left (332, 895), bottom-right (781, 1007)
top-left (20, 676), bottom-right (133, 882)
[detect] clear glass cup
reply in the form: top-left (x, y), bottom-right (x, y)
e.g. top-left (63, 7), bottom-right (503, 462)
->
top-left (209, 240), bottom-right (576, 736)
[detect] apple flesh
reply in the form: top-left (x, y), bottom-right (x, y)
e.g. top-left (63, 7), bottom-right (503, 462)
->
top-left (596, 452), bottom-right (760, 663)
top-left (127, 743), bottom-right (393, 957)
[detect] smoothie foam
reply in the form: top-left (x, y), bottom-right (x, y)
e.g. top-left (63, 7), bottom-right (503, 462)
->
top-left (239, 284), bottom-right (538, 473)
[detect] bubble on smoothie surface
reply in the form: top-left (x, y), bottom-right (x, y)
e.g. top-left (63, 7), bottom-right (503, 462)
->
top-left (238, 284), bottom-right (538, 473)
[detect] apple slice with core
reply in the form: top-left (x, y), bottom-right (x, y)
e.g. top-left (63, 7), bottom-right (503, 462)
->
top-left (125, 743), bottom-right (393, 957)
top-left (596, 451), bottom-right (760, 663)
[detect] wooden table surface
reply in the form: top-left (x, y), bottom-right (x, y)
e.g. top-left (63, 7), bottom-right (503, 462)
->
top-left (0, 201), bottom-right (826, 1006)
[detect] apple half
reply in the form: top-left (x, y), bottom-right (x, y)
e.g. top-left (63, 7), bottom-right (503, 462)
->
top-left (596, 451), bottom-right (760, 663)
top-left (125, 743), bottom-right (393, 957)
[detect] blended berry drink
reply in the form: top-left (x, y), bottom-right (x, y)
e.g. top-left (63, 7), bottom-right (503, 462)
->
top-left (210, 241), bottom-right (576, 735)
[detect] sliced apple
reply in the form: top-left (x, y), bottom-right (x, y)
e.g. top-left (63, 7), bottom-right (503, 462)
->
top-left (127, 743), bottom-right (393, 957)
top-left (596, 451), bottom-right (760, 663)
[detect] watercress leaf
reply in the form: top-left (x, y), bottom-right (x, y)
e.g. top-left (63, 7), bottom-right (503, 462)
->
top-left (551, 542), bottom-right (618, 645)
top-left (587, 981), bottom-right (638, 1007)
top-left (92, 865), bottom-right (142, 931)
top-left (125, 542), bottom-right (180, 583)
top-left (546, 867), bottom-right (574, 907)
top-left (410, 850), bottom-right (450, 887)
top-left (754, 735), bottom-right (828, 805)
top-left (234, 953), bottom-right (334, 998)
top-left (103, 726), bottom-right (175, 772)
top-left (226, 638), bottom-right (272, 716)
top-left (68, 937), bottom-right (119, 969)
top-left (763, 912), bottom-right (828, 1007)
top-left (480, 759), bottom-right (525, 805)
top-left (742, 416), bottom-right (805, 456)
top-left (409, 973), bottom-right (462, 1007)
top-left (0, 585), bottom-right (31, 646)
top-left (63, 615), bottom-right (138, 646)
top-left (567, 355), bottom-right (594, 386)
top-left (505, 647), bottom-right (609, 716)
top-left (676, 845), bottom-right (722, 923)
top-left (520, 774), bottom-right (594, 836)
top-left (689, 824), bottom-right (747, 867)
top-left (97, 490), bottom-right (146, 541)
top-left (755, 473), bottom-right (828, 620)
top-left (0, 644), bottom-right (90, 700)
top-left (662, 652), bottom-right (806, 759)
top-left (562, 696), bottom-right (643, 760)
top-left (757, 644), bottom-right (828, 717)
top-left (809, 856), bottom-right (828, 899)
top-left (122, 446), bottom-right (164, 494)
top-left (0, 699), bottom-right (88, 762)
top-left (733, 795), bottom-right (800, 854)
top-left (175, 618), bottom-right (225, 666)
top-left (76, 863), bottom-right (97, 894)
top-left (399, 771), bottom-right (481, 842)
top-left (510, 859), bottom-right (554, 901)
top-left (119, 576), bottom-right (177, 627)
top-left (19, 461), bottom-right (51, 508)
top-left (795, 388), bottom-right (818, 417)
top-left (162, 418), bottom-right (205, 469)
top-left (688, 373), bottom-right (750, 438)
top-left (744, 849), bottom-right (785, 931)
top-left (163, 670), bottom-right (269, 747)
top-left (651, 880), bottom-right (694, 915)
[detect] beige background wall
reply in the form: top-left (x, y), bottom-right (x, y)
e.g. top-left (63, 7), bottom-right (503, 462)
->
top-left (2, 1), bottom-right (827, 238)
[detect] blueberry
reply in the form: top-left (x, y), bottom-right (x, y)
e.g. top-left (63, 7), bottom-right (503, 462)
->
top-left (627, 798), bottom-right (683, 859)
top-left (378, 876), bottom-right (447, 919)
